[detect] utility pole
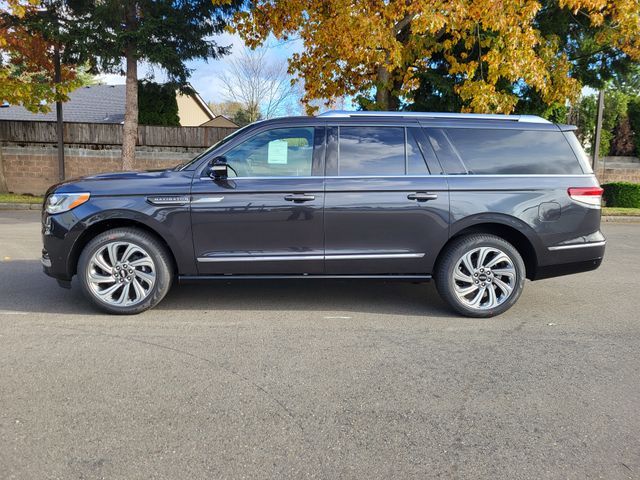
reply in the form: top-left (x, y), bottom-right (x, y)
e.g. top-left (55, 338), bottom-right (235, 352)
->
top-left (53, 43), bottom-right (65, 181)
top-left (592, 89), bottom-right (605, 175)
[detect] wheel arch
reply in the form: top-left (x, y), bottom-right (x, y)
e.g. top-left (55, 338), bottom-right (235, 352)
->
top-left (441, 216), bottom-right (541, 279)
top-left (68, 217), bottom-right (180, 278)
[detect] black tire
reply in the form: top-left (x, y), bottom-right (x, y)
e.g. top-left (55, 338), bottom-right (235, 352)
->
top-left (435, 234), bottom-right (526, 318)
top-left (78, 227), bottom-right (174, 315)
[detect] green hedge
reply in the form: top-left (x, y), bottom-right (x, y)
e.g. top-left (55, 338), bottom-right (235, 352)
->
top-left (602, 182), bottom-right (640, 208)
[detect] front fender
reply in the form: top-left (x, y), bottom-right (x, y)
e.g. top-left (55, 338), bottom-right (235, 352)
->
top-left (66, 198), bottom-right (195, 276)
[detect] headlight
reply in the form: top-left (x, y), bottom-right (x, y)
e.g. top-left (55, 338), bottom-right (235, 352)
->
top-left (45, 192), bottom-right (90, 214)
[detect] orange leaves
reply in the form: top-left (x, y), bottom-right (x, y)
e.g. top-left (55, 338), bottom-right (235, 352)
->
top-left (233, 0), bottom-right (639, 113)
top-left (1, 1), bottom-right (81, 112)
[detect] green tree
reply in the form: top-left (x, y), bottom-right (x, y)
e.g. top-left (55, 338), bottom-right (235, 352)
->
top-left (51, 0), bottom-right (242, 169)
top-left (138, 81), bottom-right (180, 126)
top-left (574, 90), bottom-right (631, 157)
top-left (628, 98), bottom-right (640, 157)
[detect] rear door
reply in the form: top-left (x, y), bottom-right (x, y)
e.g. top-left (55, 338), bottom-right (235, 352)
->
top-left (323, 123), bottom-right (449, 275)
top-left (191, 124), bottom-right (326, 275)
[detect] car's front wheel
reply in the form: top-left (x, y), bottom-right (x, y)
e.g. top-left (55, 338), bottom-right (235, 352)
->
top-left (435, 234), bottom-right (526, 317)
top-left (78, 227), bottom-right (174, 314)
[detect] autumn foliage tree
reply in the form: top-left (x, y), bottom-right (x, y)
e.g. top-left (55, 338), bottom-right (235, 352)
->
top-left (234, 0), bottom-right (640, 113)
top-left (0, 0), bottom-right (80, 112)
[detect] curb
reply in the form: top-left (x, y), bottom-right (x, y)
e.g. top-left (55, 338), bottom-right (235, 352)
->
top-left (601, 215), bottom-right (640, 223)
top-left (0, 202), bottom-right (41, 210)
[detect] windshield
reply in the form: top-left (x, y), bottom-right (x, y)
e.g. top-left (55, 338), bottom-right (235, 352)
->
top-left (175, 124), bottom-right (254, 170)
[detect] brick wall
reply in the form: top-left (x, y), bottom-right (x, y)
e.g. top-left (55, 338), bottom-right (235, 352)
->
top-left (1, 144), bottom-right (199, 195)
top-left (596, 156), bottom-right (640, 184)
top-left (598, 168), bottom-right (640, 184)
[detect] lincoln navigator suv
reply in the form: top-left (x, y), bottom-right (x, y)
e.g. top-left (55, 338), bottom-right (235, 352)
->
top-left (41, 111), bottom-right (606, 317)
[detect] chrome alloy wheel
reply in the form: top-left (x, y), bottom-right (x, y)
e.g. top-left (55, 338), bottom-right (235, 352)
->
top-left (452, 246), bottom-right (517, 311)
top-left (86, 241), bottom-right (156, 307)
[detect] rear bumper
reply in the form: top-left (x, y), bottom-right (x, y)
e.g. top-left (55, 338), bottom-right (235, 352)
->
top-left (533, 257), bottom-right (603, 280)
top-left (532, 237), bottom-right (606, 280)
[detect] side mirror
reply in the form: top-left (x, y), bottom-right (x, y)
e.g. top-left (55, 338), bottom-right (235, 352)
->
top-left (208, 156), bottom-right (229, 180)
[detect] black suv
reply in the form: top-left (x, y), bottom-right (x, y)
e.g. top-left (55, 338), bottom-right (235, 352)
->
top-left (42, 111), bottom-right (605, 317)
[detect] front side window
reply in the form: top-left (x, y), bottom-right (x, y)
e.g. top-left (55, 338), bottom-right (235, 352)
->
top-left (338, 126), bottom-right (405, 176)
top-left (223, 127), bottom-right (315, 177)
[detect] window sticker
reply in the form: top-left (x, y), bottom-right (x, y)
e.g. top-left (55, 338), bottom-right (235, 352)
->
top-left (268, 139), bottom-right (288, 164)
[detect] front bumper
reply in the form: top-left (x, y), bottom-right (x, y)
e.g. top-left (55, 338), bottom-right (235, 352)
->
top-left (41, 209), bottom-right (85, 283)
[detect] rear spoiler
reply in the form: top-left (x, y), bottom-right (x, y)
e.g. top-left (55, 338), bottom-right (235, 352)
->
top-left (557, 124), bottom-right (578, 132)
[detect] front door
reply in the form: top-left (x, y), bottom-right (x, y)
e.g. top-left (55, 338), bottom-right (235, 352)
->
top-left (191, 125), bottom-right (325, 275)
top-left (324, 124), bottom-right (449, 275)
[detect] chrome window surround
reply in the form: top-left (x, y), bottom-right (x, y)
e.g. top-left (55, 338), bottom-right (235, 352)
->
top-left (198, 174), bottom-right (595, 180)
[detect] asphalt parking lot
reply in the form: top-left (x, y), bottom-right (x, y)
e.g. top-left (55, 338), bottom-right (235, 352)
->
top-left (1, 210), bottom-right (639, 479)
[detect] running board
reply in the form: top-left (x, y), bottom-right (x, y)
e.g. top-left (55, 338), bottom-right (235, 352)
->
top-left (178, 274), bottom-right (431, 283)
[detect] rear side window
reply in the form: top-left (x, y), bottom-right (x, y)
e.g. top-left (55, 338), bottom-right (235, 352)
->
top-left (339, 126), bottom-right (405, 176)
top-left (445, 128), bottom-right (584, 174)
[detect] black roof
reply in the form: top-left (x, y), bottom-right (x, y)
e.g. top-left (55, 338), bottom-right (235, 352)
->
top-left (0, 85), bottom-right (126, 123)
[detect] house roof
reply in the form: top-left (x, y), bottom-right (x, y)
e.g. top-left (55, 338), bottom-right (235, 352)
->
top-left (0, 85), bottom-right (126, 123)
top-left (201, 115), bottom-right (240, 128)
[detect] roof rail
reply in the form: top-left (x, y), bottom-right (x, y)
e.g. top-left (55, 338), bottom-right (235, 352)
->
top-left (317, 110), bottom-right (551, 124)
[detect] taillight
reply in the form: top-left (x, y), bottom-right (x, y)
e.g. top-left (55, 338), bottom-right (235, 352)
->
top-left (568, 187), bottom-right (603, 207)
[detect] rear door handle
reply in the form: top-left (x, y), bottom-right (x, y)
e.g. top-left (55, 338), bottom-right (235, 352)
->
top-left (407, 192), bottom-right (438, 202)
top-left (284, 194), bottom-right (315, 203)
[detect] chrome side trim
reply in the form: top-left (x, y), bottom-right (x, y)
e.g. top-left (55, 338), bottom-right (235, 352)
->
top-left (197, 252), bottom-right (425, 262)
top-left (325, 253), bottom-right (425, 260)
top-left (548, 241), bottom-right (606, 251)
top-left (198, 255), bottom-right (323, 262)
top-left (191, 196), bottom-right (225, 204)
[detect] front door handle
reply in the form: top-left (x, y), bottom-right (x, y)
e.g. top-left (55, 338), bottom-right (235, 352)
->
top-left (284, 194), bottom-right (315, 203)
top-left (408, 192), bottom-right (438, 202)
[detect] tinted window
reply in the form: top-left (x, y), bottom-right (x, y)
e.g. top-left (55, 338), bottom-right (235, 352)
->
top-left (445, 128), bottom-right (583, 174)
top-left (339, 126), bottom-right (405, 176)
top-left (425, 129), bottom-right (466, 174)
top-left (407, 128), bottom-right (430, 175)
top-left (224, 127), bottom-right (315, 177)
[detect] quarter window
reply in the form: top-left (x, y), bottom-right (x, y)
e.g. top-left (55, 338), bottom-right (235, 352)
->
top-left (338, 126), bottom-right (405, 176)
top-left (223, 127), bottom-right (315, 177)
top-left (445, 128), bottom-right (583, 174)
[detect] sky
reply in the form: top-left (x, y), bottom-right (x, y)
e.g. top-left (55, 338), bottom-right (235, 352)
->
top-left (98, 33), bottom-right (302, 108)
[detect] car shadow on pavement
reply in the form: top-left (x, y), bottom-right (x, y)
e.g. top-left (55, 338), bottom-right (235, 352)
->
top-left (0, 260), bottom-right (456, 318)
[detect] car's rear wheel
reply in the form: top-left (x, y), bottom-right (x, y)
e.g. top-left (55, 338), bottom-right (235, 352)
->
top-left (78, 228), bottom-right (174, 314)
top-left (435, 234), bottom-right (526, 317)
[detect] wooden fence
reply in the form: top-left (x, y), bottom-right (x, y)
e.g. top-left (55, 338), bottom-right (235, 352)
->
top-left (0, 120), bottom-right (237, 148)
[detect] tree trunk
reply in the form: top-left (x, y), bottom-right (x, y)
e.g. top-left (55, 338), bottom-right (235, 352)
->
top-left (375, 66), bottom-right (400, 111)
top-left (121, 50), bottom-right (138, 171)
